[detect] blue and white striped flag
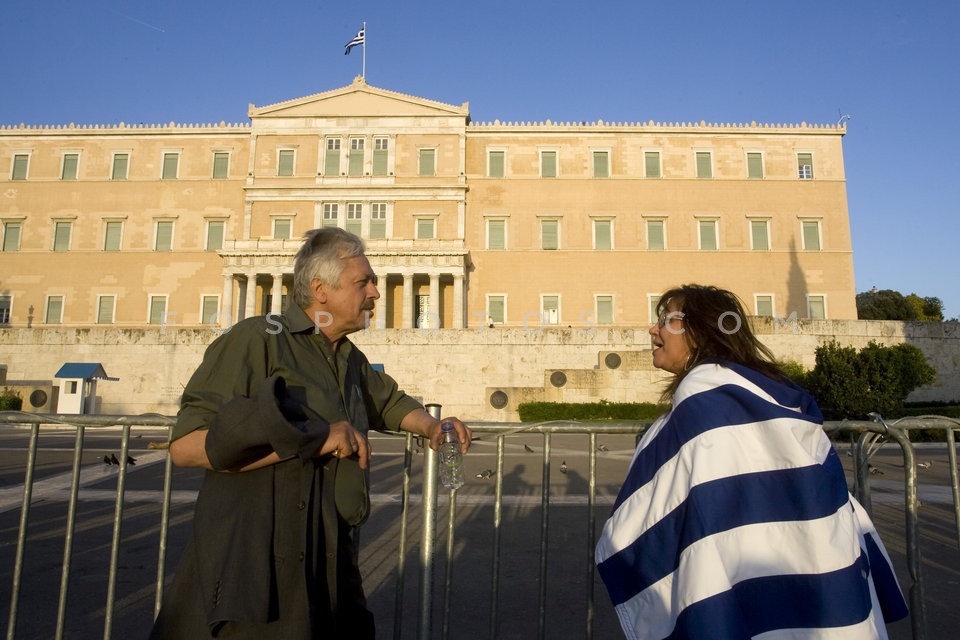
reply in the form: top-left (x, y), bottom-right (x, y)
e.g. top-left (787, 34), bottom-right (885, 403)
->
top-left (344, 27), bottom-right (364, 55)
top-left (596, 361), bottom-right (908, 639)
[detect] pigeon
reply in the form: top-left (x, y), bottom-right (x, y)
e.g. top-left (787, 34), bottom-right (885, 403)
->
top-left (524, 444), bottom-right (535, 453)
top-left (127, 455), bottom-right (137, 465)
top-left (917, 461), bottom-right (932, 470)
top-left (869, 465), bottom-right (884, 475)
top-left (110, 454), bottom-right (120, 465)
top-left (560, 460), bottom-right (568, 474)
top-left (597, 444), bottom-right (608, 452)
top-left (103, 455), bottom-right (113, 465)
top-left (476, 469), bottom-right (495, 479)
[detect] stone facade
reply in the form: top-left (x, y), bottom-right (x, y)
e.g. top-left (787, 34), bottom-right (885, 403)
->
top-left (1, 320), bottom-right (956, 421)
top-left (2, 77), bottom-right (855, 334)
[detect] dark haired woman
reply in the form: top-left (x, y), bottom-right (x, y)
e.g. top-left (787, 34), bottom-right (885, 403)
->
top-left (596, 285), bottom-right (908, 639)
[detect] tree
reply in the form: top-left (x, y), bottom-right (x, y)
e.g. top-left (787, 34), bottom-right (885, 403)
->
top-left (856, 289), bottom-right (915, 320)
top-left (856, 288), bottom-right (944, 321)
top-left (904, 294), bottom-right (944, 321)
top-left (804, 341), bottom-right (937, 419)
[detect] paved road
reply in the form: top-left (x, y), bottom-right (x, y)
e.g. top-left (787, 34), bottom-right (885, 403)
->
top-left (0, 426), bottom-right (957, 639)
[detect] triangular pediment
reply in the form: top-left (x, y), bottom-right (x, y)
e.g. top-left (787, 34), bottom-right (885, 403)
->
top-left (249, 77), bottom-right (470, 119)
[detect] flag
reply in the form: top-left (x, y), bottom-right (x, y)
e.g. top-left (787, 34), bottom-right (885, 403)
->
top-left (595, 361), bottom-right (908, 639)
top-left (344, 27), bottom-right (364, 55)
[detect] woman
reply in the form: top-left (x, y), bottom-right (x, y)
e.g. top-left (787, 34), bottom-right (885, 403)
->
top-left (595, 285), bottom-right (908, 639)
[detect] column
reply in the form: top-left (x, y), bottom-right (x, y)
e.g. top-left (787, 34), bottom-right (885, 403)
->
top-left (244, 271), bottom-right (258, 319)
top-left (402, 274), bottom-right (414, 329)
top-left (270, 273), bottom-right (283, 315)
top-left (221, 273), bottom-right (235, 328)
top-left (429, 274), bottom-right (440, 329)
top-left (453, 273), bottom-right (465, 329)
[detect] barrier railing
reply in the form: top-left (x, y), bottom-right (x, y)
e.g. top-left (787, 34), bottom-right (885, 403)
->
top-left (1, 411), bottom-right (957, 640)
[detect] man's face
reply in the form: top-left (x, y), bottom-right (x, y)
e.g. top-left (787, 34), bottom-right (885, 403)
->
top-left (315, 255), bottom-right (380, 340)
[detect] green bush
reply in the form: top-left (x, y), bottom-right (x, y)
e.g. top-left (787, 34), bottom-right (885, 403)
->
top-left (804, 341), bottom-right (936, 420)
top-left (777, 359), bottom-right (808, 387)
top-left (517, 400), bottom-right (666, 422)
top-left (0, 388), bottom-right (23, 411)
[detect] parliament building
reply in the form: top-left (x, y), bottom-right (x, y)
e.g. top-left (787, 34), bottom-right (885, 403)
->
top-left (1, 77), bottom-right (856, 333)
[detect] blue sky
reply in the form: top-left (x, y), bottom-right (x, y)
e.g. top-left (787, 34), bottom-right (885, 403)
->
top-left (3, 0), bottom-right (958, 318)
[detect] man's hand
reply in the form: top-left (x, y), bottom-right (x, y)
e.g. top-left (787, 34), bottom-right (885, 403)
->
top-left (428, 416), bottom-right (472, 454)
top-left (316, 420), bottom-right (371, 469)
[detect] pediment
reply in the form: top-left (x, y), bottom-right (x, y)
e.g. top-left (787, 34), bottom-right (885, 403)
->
top-left (249, 77), bottom-right (470, 119)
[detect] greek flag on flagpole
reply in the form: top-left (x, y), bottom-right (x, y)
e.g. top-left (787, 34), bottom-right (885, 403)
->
top-left (344, 27), bottom-right (365, 55)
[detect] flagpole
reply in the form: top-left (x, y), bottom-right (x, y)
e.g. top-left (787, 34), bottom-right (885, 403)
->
top-left (362, 21), bottom-right (366, 78)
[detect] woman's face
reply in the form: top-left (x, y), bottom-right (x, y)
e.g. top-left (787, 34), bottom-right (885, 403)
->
top-left (649, 303), bottom-right (693, 374)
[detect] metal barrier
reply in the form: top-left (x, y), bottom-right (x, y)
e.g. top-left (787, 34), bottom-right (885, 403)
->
top-left (1, 411), bottom-right (957, 640)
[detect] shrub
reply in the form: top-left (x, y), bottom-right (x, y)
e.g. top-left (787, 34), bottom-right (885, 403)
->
top-left (0, 388), bottom-right (23, 411)
top-left (777, 359), bottom-right (808, 387)
top-left (517, 400), bottom-right (667, 423)
top-left (804, 341), bottom-right (936, 420)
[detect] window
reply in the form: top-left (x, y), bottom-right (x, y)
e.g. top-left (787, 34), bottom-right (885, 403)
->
top-left (11, 154), bottom-right (29, 180)
top-left (104, 220), bottom-right (123, 251)
top-left (750, 219), bottom-right (770, 250)
top-left (111, 153), bottom-right (129, 180)
top-left (45, 296), bottom-right (64, 324)
top-left (488, 150), bottom-right (505, 177)
top-left (201, 296), bottom-right (220, 325)
top-left (541, 219), bottom-right (559, 250)
top-left (2, 222), bottom-right (21, 252)
top-left (325, 138), bottom-right (341, 176)
top-left (487, 219), bottom-right (506, 250)
top-left (797, 152), bottom-right (814, 179)
top-left (648, 295), bottom-right (662, 324)
top-left (541, 150), bottom-right (559, 178)
top-left (155, 220), bottom-right (174, 251)
top-left (278, 149), bottom-right (295, 176)
top-left (807, 295), bottom-right (826, 320)
top-left (347, 203), bottom-right (362, 236)
top-left (696, 151), bottom-right (712, 178)
top-left (541, 295), bottom-right (560, 325)
top-left (698, 219), bottom-right (718, 250)
top-left (596, 295), bottom-right (613, 325)
top-left (646, 219), bottom-right (665, 250)
top-left (418, 148), bottom-right (435, 176)
top-left (61, 153), bottom-right (79, 180)
top-left (373, 137), bottom-right (388, 176)
top-left (348, 138), bottom-right (364, 176)
top-left (213, 152), bottom-right (230, 179)
top-left (53, 221), bottom-right (72, 251)
top-left (206, 220), bottom-right (225, 251)
top-left (747, 152), bottom-right (763, 179)
top-left (97, 296), bottom-right (115, 324)
top-left (370, 203), bottom-right (387, 239)
top-left (323, 203), bottom-right (339, 228)
top-left (416, 218), bottom-right (435, 240)
top-left (273, 218), bottom-right (292, 240)
top-left (487, 295), bottom-right (506, 324)
top-left (162, 152), bottom-right (179, 179)
top-left (644, 151), bottom-right (661, 178)
top-left (801, 219), bottom-right (821, 251)
top-left (755, 295), bottom-right (774, 317)
top-left (0, 295), bottom-right (11, 324)
top-left (593, 151), bottom-right (609, 178)
top-left (593, 219), bottom-right (612, 250)
top-left (149, 295), bottom-right (167, 325)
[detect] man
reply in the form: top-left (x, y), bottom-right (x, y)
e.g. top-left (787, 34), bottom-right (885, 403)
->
top-left (151, 228), bottom-right (472, 639)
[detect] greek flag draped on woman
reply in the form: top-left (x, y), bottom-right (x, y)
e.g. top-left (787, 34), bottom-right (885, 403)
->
top-left (596, 361), bottom-right (908, 639)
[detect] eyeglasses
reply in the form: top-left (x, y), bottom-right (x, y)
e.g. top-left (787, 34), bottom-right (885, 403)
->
top-left (656, 310), bottom-right (685, 328)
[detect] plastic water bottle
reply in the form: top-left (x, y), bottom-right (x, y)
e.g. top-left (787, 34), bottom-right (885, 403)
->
top-left (438, 420), bottom-right (464, 490)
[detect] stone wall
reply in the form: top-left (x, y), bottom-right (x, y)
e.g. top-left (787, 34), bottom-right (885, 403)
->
top-left (1, 319), bottom-right (957, 421)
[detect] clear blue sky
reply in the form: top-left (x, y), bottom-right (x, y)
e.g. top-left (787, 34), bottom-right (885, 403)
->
top-left (3, 0), bottom-right (957, 318)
